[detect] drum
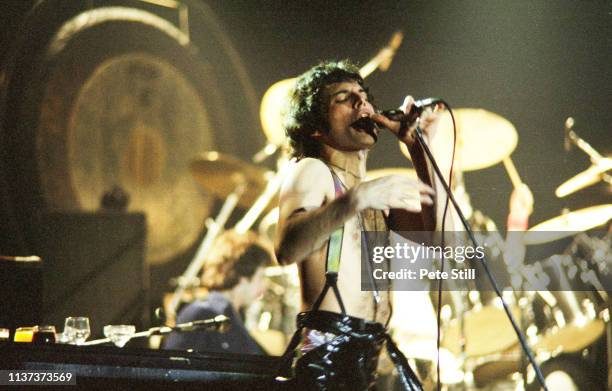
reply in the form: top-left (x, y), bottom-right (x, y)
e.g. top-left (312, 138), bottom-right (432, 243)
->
top-left (437, 231), bottom-right (521, 357)
top-left (244, 263), bottom-right (299, 355)
top-left (469, 345), bottom-right (521, 389)
top-left (392, 291), bottom-right (464, 387)
top-left (530, 254), bottom-right (605, 354)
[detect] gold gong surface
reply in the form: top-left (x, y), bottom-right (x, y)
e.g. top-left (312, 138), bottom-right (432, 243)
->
top-left (67, 53), bottom-right (215, 264)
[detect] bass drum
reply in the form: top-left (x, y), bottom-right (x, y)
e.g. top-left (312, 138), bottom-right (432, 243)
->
top-left (0, 0), bottom-right (260, 264)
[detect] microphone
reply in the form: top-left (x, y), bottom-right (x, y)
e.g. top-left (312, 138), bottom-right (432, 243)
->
top-left (379, 97), bottom-right (443, 124)
top-left (175, 315), bottom-right (230, 332)
top-left (352, 97), bottom-right (443, 135)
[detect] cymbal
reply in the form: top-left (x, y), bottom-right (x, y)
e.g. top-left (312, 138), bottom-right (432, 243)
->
top-left (524, 204), bottom-right (612, 245)
top-left (190, 151), bottom-right (270, 208)
top-left (555, 157), bottom-right (612, 197)
top-left (259, 79), bottom-right (296, 146)
top-left (400, 108), bottom-right (518, 171)
top-left (366, 167), bottom-right (417, 180)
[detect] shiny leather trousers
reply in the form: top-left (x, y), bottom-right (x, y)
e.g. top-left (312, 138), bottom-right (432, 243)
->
top-left (278, 311), bottom-right (423, 391)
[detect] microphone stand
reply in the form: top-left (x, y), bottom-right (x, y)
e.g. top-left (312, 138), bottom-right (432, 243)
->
top-left (412, 125), bottom-right (549, 391)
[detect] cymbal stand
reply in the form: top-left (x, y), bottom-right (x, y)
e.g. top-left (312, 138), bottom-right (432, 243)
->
top-left (167, 182), bottom-right (246, 318)
top-left (234, 157), bottom-right (290, 234)
top-left (557, 118), bottom-right (612, 197)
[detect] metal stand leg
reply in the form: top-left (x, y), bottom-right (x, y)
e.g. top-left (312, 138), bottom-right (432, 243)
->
top-left (167, 183), bottom-right (246, 318)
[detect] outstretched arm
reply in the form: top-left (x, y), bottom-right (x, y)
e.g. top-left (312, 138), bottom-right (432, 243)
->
top-left (275, 158), bottom-right (433, 264)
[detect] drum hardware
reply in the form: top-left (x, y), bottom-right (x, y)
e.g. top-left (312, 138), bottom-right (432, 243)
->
top-left (166, 150), bottom-right (274, 316)
top-left (521, 210), bottom-right (610, 356)
top-left (166, 178), bottom-right (247, 318)
top-left (528, 253), bottom-right (606, 355)
top-left (570, 231), bottom-right (611, 298)
top-left (556, 117), bottom-right (612, 198)
top-left (233, 157), bottom-right (290, 234)
top-left (166, 148), bottom-right (292, 319)
top-left (189, 151), bottom-right (271, 210)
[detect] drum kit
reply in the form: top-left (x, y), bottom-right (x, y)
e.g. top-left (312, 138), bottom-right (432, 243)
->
top-left (392, 109), bottom-right (611, 390)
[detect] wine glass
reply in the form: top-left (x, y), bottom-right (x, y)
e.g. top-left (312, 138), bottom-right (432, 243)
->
top-left (103, 325), bottom-right (135, 348)
top-left (64, 317), bottom-right (90, 345)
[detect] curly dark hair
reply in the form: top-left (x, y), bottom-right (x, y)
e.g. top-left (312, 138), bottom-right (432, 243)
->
top-left (285, 60), bottom-right (373, 159)
top-left (200, 230), bottom-right (273, 291)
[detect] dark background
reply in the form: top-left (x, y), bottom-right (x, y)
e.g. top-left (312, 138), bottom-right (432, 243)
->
top-left (0, 0), bottom-right (610, 318)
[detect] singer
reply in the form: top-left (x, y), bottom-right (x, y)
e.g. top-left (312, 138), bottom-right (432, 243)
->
top-left (275, 60), bottom-right (447, 390)
top-left (163, 230), bottom-right (273, 355)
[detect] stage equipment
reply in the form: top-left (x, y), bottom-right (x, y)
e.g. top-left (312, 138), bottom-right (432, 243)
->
top-left (189, 151), bottom-right (271, 210)
top-left (29, 212), bottom-right (148, 337)
top-left (0, 0), bottom-right (256, 265)
top-left (399, 108), bottom-right (518, 172)
top-left (0, 256), bottom-right (43, 331)
top-left (556, 117), bottom-right (612, 197)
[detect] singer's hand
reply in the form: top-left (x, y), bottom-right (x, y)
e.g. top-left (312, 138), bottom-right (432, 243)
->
top-left (509, 183), bottom-right (534, 217)
top-left (371, 96), bottom-right (442, 147)
top-left (353, 174), bottom-right (434, 213)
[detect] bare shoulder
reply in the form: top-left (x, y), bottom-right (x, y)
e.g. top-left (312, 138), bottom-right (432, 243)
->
top-left (279, 158), bottom-right (335, 214)
top-left (281, 158), bottom-right (333, 196)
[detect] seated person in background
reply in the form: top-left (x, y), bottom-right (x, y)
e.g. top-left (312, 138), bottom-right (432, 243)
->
top-left (163, 230), bottom-right (273, 355)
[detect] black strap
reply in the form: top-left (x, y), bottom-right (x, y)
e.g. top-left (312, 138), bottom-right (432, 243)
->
top-left (311, 272), bottom-right (347, 314)
top-left (310, 167), bottom-right (349, 315)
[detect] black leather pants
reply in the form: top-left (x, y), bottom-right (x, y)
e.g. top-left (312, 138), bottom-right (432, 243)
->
top-left (278, 311), bottom-right (423, 391)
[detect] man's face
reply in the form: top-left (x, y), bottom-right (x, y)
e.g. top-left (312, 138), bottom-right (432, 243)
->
top-left (318, 80), bottom-right (378, 151)
top-left (239, 267), bottom-right (267, 307)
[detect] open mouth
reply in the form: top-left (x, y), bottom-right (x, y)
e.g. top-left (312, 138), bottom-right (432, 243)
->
top-left (351, 117), bottom-right (379, 141)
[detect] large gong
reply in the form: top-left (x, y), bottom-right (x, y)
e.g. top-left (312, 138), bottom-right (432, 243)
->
top-left (1, 1), bottom-right (259, 264)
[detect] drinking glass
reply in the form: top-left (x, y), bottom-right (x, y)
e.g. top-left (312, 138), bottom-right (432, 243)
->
top-left (103, 325), bottom-right (135, 348)
top-left (64, 317), bottom-right (90, 345)
top-left (33, 325), bottom-right (57, 344)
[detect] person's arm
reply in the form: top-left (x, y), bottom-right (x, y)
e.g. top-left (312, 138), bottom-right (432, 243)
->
top-left (504, 183), bottom-right (534, 268)
top-left (372, 97), bottom-right (443, 233)
top-left (275, 158), bottom-right (433, 264)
